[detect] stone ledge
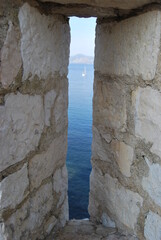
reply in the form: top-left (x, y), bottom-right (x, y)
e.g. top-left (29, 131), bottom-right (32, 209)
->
top-left (52, 219), bottom-right (138, 240)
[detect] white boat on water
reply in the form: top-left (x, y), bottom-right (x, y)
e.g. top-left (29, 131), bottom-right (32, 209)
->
top-left (82, 67), bottom-right (86, 77)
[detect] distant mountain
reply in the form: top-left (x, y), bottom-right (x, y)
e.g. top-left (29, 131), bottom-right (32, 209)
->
top-left (70, 54), bottom-right (94, 64)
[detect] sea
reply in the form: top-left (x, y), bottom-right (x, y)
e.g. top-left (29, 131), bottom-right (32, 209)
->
top-left (66, 63), bottom-right (94, 219)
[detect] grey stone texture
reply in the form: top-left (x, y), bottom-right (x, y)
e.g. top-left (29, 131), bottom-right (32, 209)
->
top-left (132, 86), bottom-right (161, 158)
top-left (0, 163), bottom-right (29, 210)
top-left (0, 1), bottom-right (70, 239)
top-left (144, 211), bottom-right (161, 240)
top-left (142, 158), bottom-right (161, 208)
top-left (54, 219), bottom-right (138, 240)
top-left (18, 3), bottom-right (70, 80)
top-left (89, 169), bottom-right (143, 231)
top-left (0, 21), bottom-right (22, 88)
top-left (95, 11), bottom-right (161, 80)
top-left (89, 9), bottom-right (161, 239)
top-left (0, 93), bottom-right (44, 172)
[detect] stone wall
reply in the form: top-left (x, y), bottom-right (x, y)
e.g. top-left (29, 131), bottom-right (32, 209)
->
top-left (0, 1), bottom-right (70, 239)
top-left (1, 1), bottom-right (161, 239)
top-left (89, 10), bottom-right (161, 239)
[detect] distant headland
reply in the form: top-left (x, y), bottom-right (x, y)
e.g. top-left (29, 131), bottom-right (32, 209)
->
top-left (70, 54), bottom-right (94, 64)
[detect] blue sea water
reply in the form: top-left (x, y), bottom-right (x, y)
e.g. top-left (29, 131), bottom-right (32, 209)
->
top-left (66, 64), bottom-right (94, 219)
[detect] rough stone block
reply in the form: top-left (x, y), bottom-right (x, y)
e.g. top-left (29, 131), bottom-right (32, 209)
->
top-left (1, 183), bottom-right (54, 239)
top-left (30, 182), bottom-right (53, 230)
top-left (44, 216), bottom-right (57, 235)
top-left (0, 164), bottom-right (29, 210)
top-left (144, 211), bottom-right (161, 240)
top-left (0, 21), bottom-right (22, 88)
top-left (110, 140), bottom-right (134, 177)
top-left (2, 200), bottom-right (31, 240)
top-left (58, 196), bottom-right (69, 227)
top-left (53, 88), bottom-right (68, 133)
top-left (53, 165), bottom-right (68, 207)
top-left (93, 79), bottom-right (127, 131)
top-left (29, 133), bottom-right (67, 190)
top-left (44, 89), bottom-right (57, 126)
top-left (89, 169), bottom-right (143, 231)
top-left (142, 158), bottom-right (161, 208)
top-left (101, 213), bottom-right (116, 228)
top-left (18, 3), bottom-right (70, 80)
top-left (132, 87), bottom-right (161, 158)
top-left (0, 93), bottom-right (44, 172)
top-left (92, 126), bottom-right (110, 162)
top-left (95, 11), bottom-right (161, 80)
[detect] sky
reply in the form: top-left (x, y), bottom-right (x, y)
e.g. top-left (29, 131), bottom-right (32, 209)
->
top-left (69, 17), bottom-right (96, 57)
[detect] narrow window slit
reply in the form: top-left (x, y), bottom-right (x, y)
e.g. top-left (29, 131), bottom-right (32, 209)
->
top-left (66, 17), bottom-right (96, 219)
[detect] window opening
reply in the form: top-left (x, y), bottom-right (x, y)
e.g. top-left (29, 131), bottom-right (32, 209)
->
top-left (67, 17), bottom-right (96, 219)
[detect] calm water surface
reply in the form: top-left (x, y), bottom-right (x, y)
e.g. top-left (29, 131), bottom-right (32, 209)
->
top-left (67, 64), bottom-right (94, 219)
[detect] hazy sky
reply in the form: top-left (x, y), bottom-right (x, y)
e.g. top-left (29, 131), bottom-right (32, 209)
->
top-left (69, 17), bottom-right (96, 57)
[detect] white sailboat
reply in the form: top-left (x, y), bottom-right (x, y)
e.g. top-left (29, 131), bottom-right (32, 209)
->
top-left (82, 66), bottom-right (86, 77)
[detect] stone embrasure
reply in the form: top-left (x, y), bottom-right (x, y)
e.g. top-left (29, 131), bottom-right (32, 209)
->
top-left (1, 0), bottom-right (161, 239)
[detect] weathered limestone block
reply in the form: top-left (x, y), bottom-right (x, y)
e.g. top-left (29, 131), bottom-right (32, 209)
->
top-left (0, 21), bottom-right (22, 88)
top-left (44, 89), bottom-right (57, 126)
top-left (144, 211), bottom-right (161, 240)
top-left (18, 3), bottom-right (70, 81)
top-left (44, 215), bottom-right (57, 235)
top-left (92, 126), bottom-right (110, 162)
top-left (88, 191), bottom-right (99, 218)
top-left (98, 127), bottom-right (112, 144)
top-left (58, 196), bottom-right (69, 227)
top-left (132, 87), bottom-right (161, 158)
top-left (53, 86), bottom-right (68, 132)
top-left (1, 183), bottom-right (55, 239)
top-left (0, 224), bottom-right (5, 240)
top-left (0, 164), bottom-right (29, 210)
top-left (29, 134), bottom-right (67, 190)
top-left (93, 79), bottom-right (127, 131)
top-left (95, 11), bottom-right (161, 80)
top-left (53, 165), bottom-right (68, 207)
top-left (142, 158), bottom-right (161, 208)
top-left (110, 140), bottom-right (134, 177)
top-left (101, 213), bottom-right (116, 228)
top-left (0, 93), bottom-right (44, 172)
top-left (1, 200), bottom-right (31, 240)
top-left (30, 182), bottom-right (53, 231)
top-left (89, 169), bottom-right (143, 231)
top-left (92, 127), bottom-right (134, 177)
